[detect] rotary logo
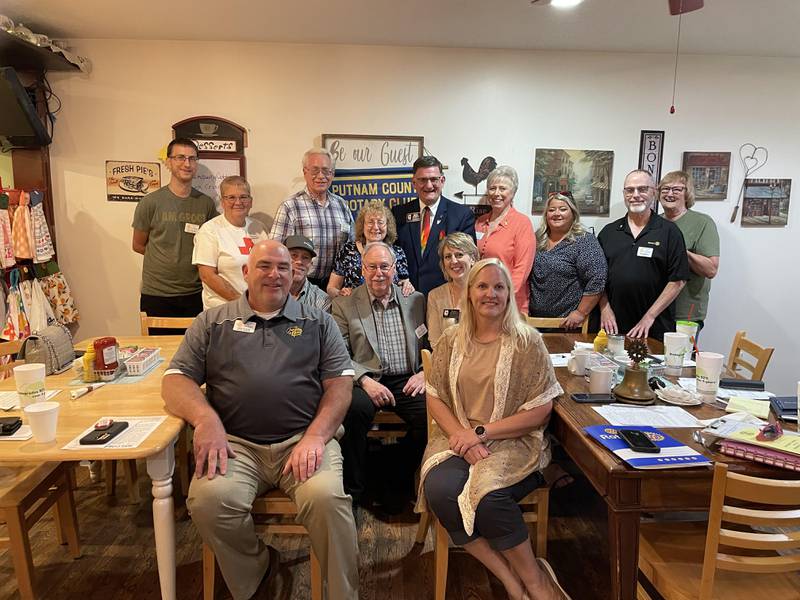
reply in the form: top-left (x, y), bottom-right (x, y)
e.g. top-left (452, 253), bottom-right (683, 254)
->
top-left (286, 326), bottom-right (303, 338)
top-left (604, 428), bottom-right (618, 435)
top-left (645, 432), bottom-right (665, 442)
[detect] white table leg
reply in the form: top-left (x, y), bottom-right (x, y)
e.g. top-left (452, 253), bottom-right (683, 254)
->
top-left (147, 441), bottom-right (176, 600)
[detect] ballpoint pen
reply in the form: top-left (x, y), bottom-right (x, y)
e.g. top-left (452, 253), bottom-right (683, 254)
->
top-left (70, 382), bottom-right (106, 400)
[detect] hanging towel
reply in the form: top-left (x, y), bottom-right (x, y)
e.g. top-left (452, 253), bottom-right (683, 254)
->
top-left (11, 192), bottom-right (34, 259)
top-left (0, 194), bottom-right (15, 268)
top-left (30, 191), bottom-right (55, 263)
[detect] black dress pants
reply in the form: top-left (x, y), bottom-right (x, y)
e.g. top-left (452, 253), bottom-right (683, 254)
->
top-left (340, 373), bottom-right (427, 504)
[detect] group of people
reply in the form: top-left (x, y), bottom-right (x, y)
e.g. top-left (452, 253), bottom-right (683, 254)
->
top-left (132, 138), bottom-right (719, 600)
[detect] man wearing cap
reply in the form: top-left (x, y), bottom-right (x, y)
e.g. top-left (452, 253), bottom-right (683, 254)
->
top-left (286, 235), bottom-right (332, 312)
top-left (163, 240), bottom-right (359, 599)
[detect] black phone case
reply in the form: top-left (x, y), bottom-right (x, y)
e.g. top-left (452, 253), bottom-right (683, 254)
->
top-left (0, 417), bottom-right (22, 435)
top-left (618, 429), bottom-right (660, 453)
top-left (79, 421), bottom-right (129, 445)
top-left (570, 393), bottom-right (616, 404)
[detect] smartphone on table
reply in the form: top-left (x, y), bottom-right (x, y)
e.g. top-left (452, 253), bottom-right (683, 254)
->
top-left (618, 429), bottom-right (660, 453)
top-left (79, 421), bottom-right (129, 445)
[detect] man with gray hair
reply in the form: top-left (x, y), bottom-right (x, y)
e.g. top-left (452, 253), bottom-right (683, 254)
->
top-left (270, 148), bottom-right (354, 291)
top-left (332, 241), bottom-right (428, 512)
top-left (598, 170), bottom-right (690, 341)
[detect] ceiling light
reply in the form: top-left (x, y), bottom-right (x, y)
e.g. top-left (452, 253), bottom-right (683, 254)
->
top-left (550, 0), bottom-right (585, 8)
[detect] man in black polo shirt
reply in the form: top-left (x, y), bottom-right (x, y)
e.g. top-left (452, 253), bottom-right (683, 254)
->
top-left (162, 240), bottom-right (358, 600)
top-left (598, 170), bottom-right (689, 341)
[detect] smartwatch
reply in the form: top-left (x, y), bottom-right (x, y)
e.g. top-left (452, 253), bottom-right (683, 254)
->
top-left (474, 425), bottom-right (487, 441)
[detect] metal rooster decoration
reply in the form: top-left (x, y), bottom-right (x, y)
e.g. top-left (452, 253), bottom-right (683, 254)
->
top-left (461, 156), bottom-right (497, 194)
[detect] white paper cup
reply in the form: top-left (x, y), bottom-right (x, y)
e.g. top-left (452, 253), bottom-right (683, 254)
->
top-left (695, 351), bottom-right (724, 395)
top-left (23, 401), bottom-right (60, 443)
top-left (568, 349), bottom-right (591, 376)
top-left (589, 366), bottom-right (615, 394)
top-left (607, 335), bottom-right (625, 356)
top-left (676, 321), bottom-right (698, 354)
top-left (14, 363), bottom-right (46, 407)
top-left (663, 332), bottom-right (689, 375)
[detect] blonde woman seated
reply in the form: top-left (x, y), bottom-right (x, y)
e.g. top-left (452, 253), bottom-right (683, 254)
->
top-left (426, 232), bottom-right (479, 345)
top-left (417, 258), bottom-right (569, 600)
top-left (327, 200), bottom-right (414, 297)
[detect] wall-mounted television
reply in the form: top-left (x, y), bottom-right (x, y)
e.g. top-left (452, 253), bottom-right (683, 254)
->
top-left (0, 67), bottom-right (51, 148)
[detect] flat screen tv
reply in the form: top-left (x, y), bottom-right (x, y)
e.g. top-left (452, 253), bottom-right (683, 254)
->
top-left (0, 67), bottom-right (51, 148)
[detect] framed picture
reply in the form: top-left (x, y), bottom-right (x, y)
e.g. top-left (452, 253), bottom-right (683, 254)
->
top-left (638, 130), bottom-right (665, 185)
top-left (741, 178), bottom-right (791, 227)
top-left (682, 152), bottom-right (731, 200)
top-left (321, 134), bottom-right (423, 172)
top-left (105, 161), bottom-right (161, 202)
top-left (532, 148), bottom-right (614, 216)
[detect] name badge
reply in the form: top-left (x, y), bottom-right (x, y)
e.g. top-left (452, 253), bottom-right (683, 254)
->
top-left (637, 246), bottom-right (654, 258)
top-left (184, 222), bottom-right (200, 234)
top-left (415, 324), bottom-right (428, 339)
top-left (233, 319), bottom-right (256, 333)
top-left (406, 213), bottom-right (421, 223)
top-left (442, 308), bottom-right (460, 322)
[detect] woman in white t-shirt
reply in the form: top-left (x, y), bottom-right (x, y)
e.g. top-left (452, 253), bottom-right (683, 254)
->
top-left (192, 176), bottom-right (268, 309)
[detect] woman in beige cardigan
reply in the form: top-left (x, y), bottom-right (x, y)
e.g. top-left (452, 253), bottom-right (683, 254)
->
top-left (417, 258), bottom-right (569, 600)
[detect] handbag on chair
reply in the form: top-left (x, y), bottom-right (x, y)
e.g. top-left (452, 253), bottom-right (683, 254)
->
top-left (19, 323), bottom-right (75, 375)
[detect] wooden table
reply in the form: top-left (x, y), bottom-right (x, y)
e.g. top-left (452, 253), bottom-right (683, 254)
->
top-left (542, 333), bottom-right (799, 600)
top-left (0, 336), bottom-right (184, 600)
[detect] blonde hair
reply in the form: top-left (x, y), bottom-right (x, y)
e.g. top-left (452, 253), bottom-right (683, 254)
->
top-left (455, 258), bottom-right (534, 353)
top-left (535, 192), bottom-right (587, 249)
top-left (437, 232), bottom-right (479, 280)
top-left (354, 200), bottom-right (398, 244)
top-left (659, 170), bottom-right (696, 208)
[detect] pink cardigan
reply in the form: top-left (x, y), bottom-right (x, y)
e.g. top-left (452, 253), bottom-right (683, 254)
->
top-left (475, 207), bottom-right (536, 313)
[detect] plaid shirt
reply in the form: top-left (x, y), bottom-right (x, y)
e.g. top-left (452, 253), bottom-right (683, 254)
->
top-left (269, 188), bottom-right (354, 279)
top-left (369, 287), bottom-right (411, 376)
top-left (295, 278), bottom-right (332, 312)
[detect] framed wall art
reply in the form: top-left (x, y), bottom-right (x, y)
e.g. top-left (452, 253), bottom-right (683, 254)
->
top-left (532, 148), bottom-right (614, 216)
top-left (741, 178), bottom-right (791, 227)
top-left (638, 130), bottom-right (665, 185)
top-left (682, 151), bottom-right (730, 200)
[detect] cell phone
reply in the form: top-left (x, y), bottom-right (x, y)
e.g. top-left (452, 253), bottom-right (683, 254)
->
top-left (570, 393), bottom-right (616, 404)
top-left (0, 416), bottom-right (22, 436)
top-left (79, 421), bottom-right (129, 445)
top-left (618, 429), bottom-right (660, 453)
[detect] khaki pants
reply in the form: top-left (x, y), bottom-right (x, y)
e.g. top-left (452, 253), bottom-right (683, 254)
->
top-left (188, 433), bottom-right (359, 600)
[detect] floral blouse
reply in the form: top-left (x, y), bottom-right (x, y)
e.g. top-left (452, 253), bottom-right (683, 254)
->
top-left (332, 241), bottom-right (410, 289)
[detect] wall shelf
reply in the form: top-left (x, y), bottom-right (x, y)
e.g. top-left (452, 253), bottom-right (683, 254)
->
top-left (0, 30), bottom-right (79, 72)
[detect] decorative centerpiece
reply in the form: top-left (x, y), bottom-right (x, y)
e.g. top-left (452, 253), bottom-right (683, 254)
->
top-left (612, 338), bottom-right (656, 405)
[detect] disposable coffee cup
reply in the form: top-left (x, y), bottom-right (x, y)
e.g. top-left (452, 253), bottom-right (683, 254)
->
top-left (23, 401), bottom-right (60, 443)
top-left (675, 321), bottom-right (698, 354)
top-left (607, 335), bottom-right (625, 356)
top-left (568, 349), bottom-right (591, 376)
top-left (663, 332), bottom-right (689, 375)
top-left (589, 366), bottom-right (615, 394)
top-left (695, 351), bottom-right (724, 395)
top-left (14, 363), bottom-right (46, 407)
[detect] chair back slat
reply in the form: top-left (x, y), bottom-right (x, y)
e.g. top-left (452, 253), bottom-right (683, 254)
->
top-left (723, 505), bottom-right (800, 527)
top-left (716, 553), bottom-right (800, 574)
top-left (725, 330), bottom-right (774, 380)
top-left (724, 470), bottom-right (800, 505)
top-left (140, 312), bottom-right (194, 335)
top-left (719, 527), bottom-right (800, 551)
top-left (526, 316), bottom-right (589, 334)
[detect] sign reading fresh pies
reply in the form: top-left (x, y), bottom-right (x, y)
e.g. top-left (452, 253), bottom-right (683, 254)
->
top-left (106, 160), bottom-right (162, 202)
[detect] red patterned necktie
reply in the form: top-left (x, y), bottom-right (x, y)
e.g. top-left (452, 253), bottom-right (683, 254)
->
top-left (420, 206), bottom-right (431, 251)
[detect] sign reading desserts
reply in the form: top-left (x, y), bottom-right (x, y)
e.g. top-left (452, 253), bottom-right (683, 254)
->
top-left (106, 161), bottom-right (161, 202)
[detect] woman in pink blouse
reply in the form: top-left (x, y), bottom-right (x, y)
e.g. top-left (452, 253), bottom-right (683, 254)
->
top-left (475, 166), bottom-right (536, 312)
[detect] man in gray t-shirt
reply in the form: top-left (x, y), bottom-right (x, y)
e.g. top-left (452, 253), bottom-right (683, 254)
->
top-left (132, 138), bottom-right (216, 322)
top-left (163, 240), bottom-right (358, 600)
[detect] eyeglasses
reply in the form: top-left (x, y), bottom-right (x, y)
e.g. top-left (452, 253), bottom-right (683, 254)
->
top-left (548, 190), bottom-right (574, 201)
top-left (623, 186), bottom-right (652, 196)
top-left (222, 194), bottom-right (252, 203)
top-left (364, 263), bottom-right (394, 273)
top-left (414, 177), bottom-right (443, 185)
top-left (169, 155), bottom-right (199, 163)
top-left (305, 167), bottom-right (334, 178)
top-left (660, 186), bottom-right (686, 194)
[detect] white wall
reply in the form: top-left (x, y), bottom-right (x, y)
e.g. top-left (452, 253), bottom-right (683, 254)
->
top-left (46, 40), bottom-right (800, 393)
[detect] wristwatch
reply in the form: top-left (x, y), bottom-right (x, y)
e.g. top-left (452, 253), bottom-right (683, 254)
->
top-left (474, 425), bottom-right (487, 441)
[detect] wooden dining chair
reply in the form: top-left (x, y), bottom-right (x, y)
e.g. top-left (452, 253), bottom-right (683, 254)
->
top-left (526, 315), bottom-right (589, 334)
top-left (138, 312), bottom-right (193, 498)
top-left (414, 349), bottom-right (551, 600)
top-left (637, 462), bottom-right (800, 600)
top-left (0, 339), bottom-right (24, 379)
top-left (202, 489), bottom-right (322, 600)
top-left (370, 410), bottom-right (408, 443)
top-left (726, 330), bottom-right (774, 380)
top-left (0, 462), bottom-right (81, 600)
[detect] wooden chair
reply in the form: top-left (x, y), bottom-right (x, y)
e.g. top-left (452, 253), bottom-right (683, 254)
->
top-left (0, 340), bottom-right (23, 378)
top-left (527, 315), bottom-right (589, 334)
top-left (370, 409), bottom-right (408, 443)
top-left (203, 489), bottom-right (322, 600)
top-left (139, 312), bottom-right (193, 498)
top-left (637, 462), bottom-right (800, 600)
top-left (414, 349), bottom-right (551, 600)
top-left (726, 330), bottom-right (774, 381)
top-left (0, 462), bottom-right (81, 600)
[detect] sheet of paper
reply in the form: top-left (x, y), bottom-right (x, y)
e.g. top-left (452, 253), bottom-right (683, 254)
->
top-left (0, 390), bottom-right (62, 411)
top-left (0, 425), bottom-right (32, 441)
top-left (62, 416), bottom-right (167, 450)
top-left (677, 378), bottom-right (774, 400)
top-left (725, 397), bottom-right (771, 419)
top-left (549, 353), bottom-right (570, 367)
top-left (593, 405), bottom-right (703, 428)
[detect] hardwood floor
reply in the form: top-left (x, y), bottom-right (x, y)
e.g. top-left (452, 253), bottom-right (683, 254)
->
top-left (0, 454), bottom-right (613, 600)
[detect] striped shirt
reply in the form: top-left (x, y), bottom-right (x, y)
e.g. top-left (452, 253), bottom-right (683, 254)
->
top-left (295, 278), bottom-right (332, 312)
top-left (370, 288), bottom-right (410, 376)
top-left (269, 188), bottom-right (354, 279)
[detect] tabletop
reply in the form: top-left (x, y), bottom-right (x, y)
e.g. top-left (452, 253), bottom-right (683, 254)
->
top-left (0, 336), bottom-right (184, 461)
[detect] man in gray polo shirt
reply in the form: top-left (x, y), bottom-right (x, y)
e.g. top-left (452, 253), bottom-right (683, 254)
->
top-left (163, 240), bottom-right (358, 600)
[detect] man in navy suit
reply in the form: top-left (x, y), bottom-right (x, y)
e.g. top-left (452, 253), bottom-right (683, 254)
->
top-left (392, 156), bottom-right (476, 295)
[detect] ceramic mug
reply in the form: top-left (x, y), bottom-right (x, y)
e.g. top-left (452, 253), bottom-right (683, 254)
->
top-left (567, 349), bottom-right (591, 376)
top-left (589, 366), bottom-right (615, 394)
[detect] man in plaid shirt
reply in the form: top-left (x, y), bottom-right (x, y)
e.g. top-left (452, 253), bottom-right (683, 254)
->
top-left (270, 148), bottom-right (354, 291)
